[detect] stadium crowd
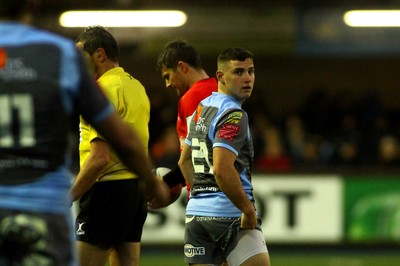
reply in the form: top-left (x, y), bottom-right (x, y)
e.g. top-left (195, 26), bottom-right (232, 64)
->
top-left (149, 88), bottom-right (400, 173)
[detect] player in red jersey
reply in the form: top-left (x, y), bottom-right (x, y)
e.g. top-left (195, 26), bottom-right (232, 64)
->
top-left (150, 39), bottom-right (218, 208)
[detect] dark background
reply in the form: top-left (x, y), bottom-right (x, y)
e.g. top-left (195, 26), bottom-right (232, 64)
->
top-left (36, 0), bottom-right (400, 171)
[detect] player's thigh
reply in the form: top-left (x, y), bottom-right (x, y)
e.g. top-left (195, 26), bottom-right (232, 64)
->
top-left (124, 185), bottom-right (147, 243)
top-left (241, 252), bottom-right (270, 266)
top-left (109, 242), bottom-right (141, 266)
top-left (226, 229), bottom-right (269, 266)
top-left (77, 240), bottom-right (110, 266)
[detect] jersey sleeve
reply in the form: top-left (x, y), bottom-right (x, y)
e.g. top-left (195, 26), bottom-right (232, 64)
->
top-left (178, 89), bottom-right (208, 140)
top-left (177, 98), bottom-right (190, 140)
top-left (213, 110), bottom-right (248, 156)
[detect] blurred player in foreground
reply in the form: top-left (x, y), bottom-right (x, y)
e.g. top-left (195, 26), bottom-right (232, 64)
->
top-left (150, 39), bottom-right (218, 208)
top-left (179, 48), bottom-right (271, 265)
top-left (0, 1), bottom-right (170, 265)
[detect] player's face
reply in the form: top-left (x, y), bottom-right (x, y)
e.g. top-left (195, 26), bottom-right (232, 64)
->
top-left (161, 65), bottom-right (187, 97)
top-left (218, 58), bottom-right (255, 103)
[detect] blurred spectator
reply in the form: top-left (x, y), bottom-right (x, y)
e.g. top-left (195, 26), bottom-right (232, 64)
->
top-left (335, 141), bottom-right (359, 165)
top-left (149, 87), bottom-right (400, 171)
top-left (302, 134), bottom-right (333, 165)
top-left (148, 89), bottom-right (177, 147)
top-left (284, 113), bottom-right (307, 164)
top-left (150, 125), bottom-right (180, 168)
top-left (285, 113), bottom-right (334, 166)
top-left (250, 112), bottom-right (273, 160)
top-left (255, 124), bottom-right (292, 172)
top-left (300, 88), bottom-right (331, 136)
top-left (331, 114), bottom-right (362, 165)
top-left (378, 135), bottom-right (400, 165)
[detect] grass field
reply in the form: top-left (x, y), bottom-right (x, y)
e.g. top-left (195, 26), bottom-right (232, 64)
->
top-left (140, 245), bottom-right (400, 266)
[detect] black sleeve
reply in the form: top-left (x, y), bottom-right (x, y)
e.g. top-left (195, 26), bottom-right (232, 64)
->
top-left (163, 165), bottom-right (186, 188)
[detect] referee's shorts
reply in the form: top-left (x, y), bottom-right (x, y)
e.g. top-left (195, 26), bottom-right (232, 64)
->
top-left (75, 178), bottom-right (147, 248)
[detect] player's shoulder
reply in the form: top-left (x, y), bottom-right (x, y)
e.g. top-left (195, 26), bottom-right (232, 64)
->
top-left (183, 79), bottom-right (217, 105)
top-left (210, 94), bottom-right (244, 115)
top-left (29, 27), bottom-right (76, 50)
top-left (190, 78), bottom-right (217, 91)
top-left (5, 25), bottom-right (76, 58)
top-left (106, 68), bottom-right (144, 89)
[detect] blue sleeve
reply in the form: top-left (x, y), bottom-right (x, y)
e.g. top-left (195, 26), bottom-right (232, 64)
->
top-left (59, 42), bottom-right (113, 124)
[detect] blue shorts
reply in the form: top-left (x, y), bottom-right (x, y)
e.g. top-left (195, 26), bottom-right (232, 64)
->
top-left (184, 216), bottom-right (267, 265)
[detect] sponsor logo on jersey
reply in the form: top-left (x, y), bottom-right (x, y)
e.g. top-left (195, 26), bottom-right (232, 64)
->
top-left (191, 186), bottom-right (219, 194)
top-left (218, 124), bottom-right (240, 141)
top-left (0, 57), bottom-right (37, 81)
top-left (0, 157), bottom-right (49, 169)
top-left (193, 105), bottom-right (203, 123)
top-left (184, 243), bottom-right (206, 257)
top-left (0, 48), bottom-right (7, 69)
top-left (226, 111), bottom-right (242, 124)
top-left (195, 117), bottom-right (207, 132)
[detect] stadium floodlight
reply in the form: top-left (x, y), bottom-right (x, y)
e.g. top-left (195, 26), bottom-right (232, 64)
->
top-left (344, 10), bottom-right (400, 27)
top-left (59, 10), bottom-right (187, 28)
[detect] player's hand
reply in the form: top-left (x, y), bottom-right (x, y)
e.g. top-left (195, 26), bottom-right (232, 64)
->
top-left (240, 210), bottom-right (257, 230)
top-left (146, 176), bottom-right (171, 209)
top-left (148, 178), bottom-right (184, 209)
top-left (148, 196), bottom-right (170, 209)
top-left (148, 175), bottom-right (170, 209)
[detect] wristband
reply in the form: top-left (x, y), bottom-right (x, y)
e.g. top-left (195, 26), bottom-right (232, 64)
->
top-left (163, 165), bottom-right (186, 188)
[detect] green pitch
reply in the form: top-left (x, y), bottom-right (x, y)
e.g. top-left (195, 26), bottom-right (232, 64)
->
top-left (140, 246), bottom-right (400, 266)
top-left (141, 254), bottom-right (400, 266)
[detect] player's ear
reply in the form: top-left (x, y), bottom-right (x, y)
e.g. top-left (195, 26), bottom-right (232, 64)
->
top-left (177, 61), bottom-right (189, 73)
top-left (216, 70), bottom-right (225, 85)
top-left (95, 48), bottom-right (107, 63)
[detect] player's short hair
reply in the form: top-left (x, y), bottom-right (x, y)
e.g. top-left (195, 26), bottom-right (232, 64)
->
top-left (156, 39), bottom-right (202, 73)
top-left (75, 26), bottom-right (119, 62)
top-left (217, 47), bottom-right (254, 69)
